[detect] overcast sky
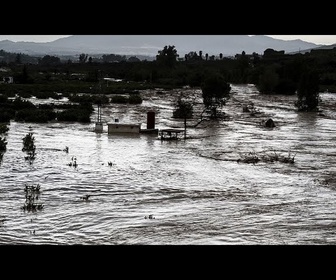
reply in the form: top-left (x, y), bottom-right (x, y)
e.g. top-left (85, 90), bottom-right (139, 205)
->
top-left (0, 35), bottom-right (335, 45)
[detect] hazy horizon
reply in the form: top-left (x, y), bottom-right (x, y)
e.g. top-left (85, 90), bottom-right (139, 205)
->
top-left (0, 35), bottom-right (335, 45)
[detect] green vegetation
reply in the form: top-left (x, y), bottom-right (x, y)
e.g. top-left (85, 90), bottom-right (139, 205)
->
top-left (173, 96), bottom-right (193, 119)
top-left (0, 136), bottom-right (7, 152)
top-left (22, 184), bottom-right (44, 212)
top-left (22, 132), bottom-right (36, 163)
top-left (173, 95), bottom-right (194, 140)
top-left (201, 72), bottom-right (231, 118)
top-left (0, 123), bottom-right (9, 134)
top-left (156, 45), bottom-right (179, 68)
top-left (295, 69), bottom-right (320, 111)
top-left (1, 44), bottom-right (336, 124)
top-left (0, 123), bottom-right (9, 164)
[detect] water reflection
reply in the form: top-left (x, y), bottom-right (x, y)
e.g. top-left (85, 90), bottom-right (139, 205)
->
top-left (295, 111), bottom-right (318, 129)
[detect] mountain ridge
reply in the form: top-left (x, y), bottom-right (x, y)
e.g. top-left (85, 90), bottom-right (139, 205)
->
top-left (0, 35), bottom-right (324, 58)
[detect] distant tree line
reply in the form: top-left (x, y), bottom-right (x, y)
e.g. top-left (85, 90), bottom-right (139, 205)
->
top-left (1, 44), bottom-right (333, 118)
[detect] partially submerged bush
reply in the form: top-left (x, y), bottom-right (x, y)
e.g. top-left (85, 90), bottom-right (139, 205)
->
top-left (22, 183), bottom-right (44, 212)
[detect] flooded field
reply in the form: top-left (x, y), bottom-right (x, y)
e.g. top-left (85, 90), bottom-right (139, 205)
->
top-left (1, 84), bottom-right (336, 245)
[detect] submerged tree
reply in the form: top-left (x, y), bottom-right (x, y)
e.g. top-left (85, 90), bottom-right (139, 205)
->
top-left (201, 72), bottom-right (231, 118)
top-left (295, 69), bottom-right (320, 111)
top-left (173, 96), bottom-right (193, 119)
top-left (173, 95), bottom-right (193, 139)
top-left (22, 132), bottom-right (36, 163)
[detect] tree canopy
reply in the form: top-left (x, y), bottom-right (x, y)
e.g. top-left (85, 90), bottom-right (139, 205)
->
top-left (295, 69), bottom-right (320, 111)
top-left (201, 72), bottom-right (231, 118)
top-left (156, 45), bottom-right (179, 68)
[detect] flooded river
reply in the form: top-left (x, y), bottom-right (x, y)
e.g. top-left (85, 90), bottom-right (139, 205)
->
top-left (1, 84), bottom-right (336, 245)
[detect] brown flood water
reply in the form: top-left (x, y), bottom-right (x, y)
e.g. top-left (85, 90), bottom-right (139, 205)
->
top-left (0, 84), bottom-right (336, 245)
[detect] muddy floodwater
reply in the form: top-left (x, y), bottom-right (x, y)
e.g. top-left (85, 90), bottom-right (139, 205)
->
top-left (1, 84), bottom-right (336, 245)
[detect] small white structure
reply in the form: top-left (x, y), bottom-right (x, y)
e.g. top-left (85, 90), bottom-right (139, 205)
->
top-left (107, 111), bottom-right (157, 134)
top-left (107, 123), bottom-right (141, 134)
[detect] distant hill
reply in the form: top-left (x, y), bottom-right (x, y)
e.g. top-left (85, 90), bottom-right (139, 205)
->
top-left (289, 43), bottom-right (336, 54)
top-left (0, 35), bottom-right (323, 58)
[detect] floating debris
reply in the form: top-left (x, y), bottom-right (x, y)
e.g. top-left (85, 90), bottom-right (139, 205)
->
top-left (237, 150), bottom-right (296, 164)
top-left (145, 214), bottom-right (155, 219)
top-left (80, 195), bottom-right (91, 201)
top-left (68, 156), bottom-right (78, 168)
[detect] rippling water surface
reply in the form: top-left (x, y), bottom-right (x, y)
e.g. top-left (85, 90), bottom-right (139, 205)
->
top-left (1, 84), bottom-right (336, 245)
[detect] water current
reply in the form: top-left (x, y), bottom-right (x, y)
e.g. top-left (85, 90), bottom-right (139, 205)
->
top-left (1, 84), bottom-right (336, 245)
